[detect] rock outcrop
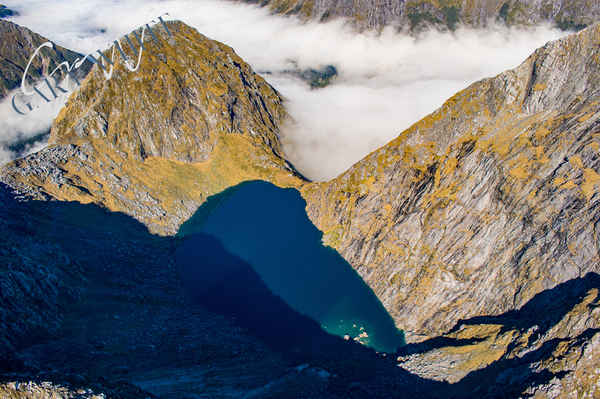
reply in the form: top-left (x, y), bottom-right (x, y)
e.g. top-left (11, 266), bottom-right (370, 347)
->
top-left (396, 273), bottom-right (600, 397)
top-left (242, 0), bottom-right (600, 32)
top-left (0, 20), bottom-right (303, 234)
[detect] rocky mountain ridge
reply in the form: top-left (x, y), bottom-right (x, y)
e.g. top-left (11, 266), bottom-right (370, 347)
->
top-left (297, 22), bottom-right (600, 396)
top-left (395, 273), bottom-right (600, 397)
top-left (242, 0), bottom-right (600, 32)
top-left (301, 22), bottom-right (600, 342)
top-left (0, 19), bottom-right (89, 100)
top-left (0, 20), bottom-right (303, 235)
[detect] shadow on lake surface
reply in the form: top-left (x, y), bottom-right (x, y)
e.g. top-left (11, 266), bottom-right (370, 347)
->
top-left (176, 232), bottom-right (390, 374)
top-left (2, 182), bottom-right (424, 397)
top-left (177, 180), bottom-right (405, 352)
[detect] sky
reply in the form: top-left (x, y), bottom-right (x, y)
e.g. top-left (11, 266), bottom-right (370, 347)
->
top-left (1, 0), bottom-right (567, 179)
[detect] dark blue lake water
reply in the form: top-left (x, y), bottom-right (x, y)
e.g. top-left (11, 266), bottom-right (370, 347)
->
top-left (176, 181), bottom-right (404, 352)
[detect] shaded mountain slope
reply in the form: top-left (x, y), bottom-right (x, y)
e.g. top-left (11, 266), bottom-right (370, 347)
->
top-left (301, 23), bottom-right (600, 342)
top-left (0, 182), bottom-right (447, 399)
top-left (397, 273), bottom-right (600, 397)
top-left (2, 177), bottom-right (597, 397)
top-left (0, 20), bottom-right (303, 234)
top-left (0, 19), bottom-right (90, 100)
top-left (242, 0), bottom-right (600, 32)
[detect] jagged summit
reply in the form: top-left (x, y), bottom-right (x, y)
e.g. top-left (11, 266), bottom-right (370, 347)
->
top-left (50, 20), bottom-right (288, 164)
top-left (1, 20), bottom-right (303, 234)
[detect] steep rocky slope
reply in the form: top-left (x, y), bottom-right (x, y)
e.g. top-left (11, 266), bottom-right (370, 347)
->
top-left (1, 20), bottom-right (303, 234)
top-left (0, 181), bottom-right (447, 398)
top-left (298, 22), bottom-right (600, 396)
top-left (396, 273), bottom-right (600, 397)
top-left (302, 22), bottom-right (600, 342)
top-left (2, 179), bottom-right (597, 396)
top-left (0, 19), bottom-right (89, 100)
top-left (242, 0), bottom-right (600, 31)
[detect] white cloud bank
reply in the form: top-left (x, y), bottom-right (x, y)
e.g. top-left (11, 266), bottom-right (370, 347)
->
top-left (3, 0), bottom-right (567, 178)
top-left (0, 85), bottom-right (70, 164)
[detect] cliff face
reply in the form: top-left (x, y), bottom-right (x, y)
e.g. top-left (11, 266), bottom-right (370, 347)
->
top-left (0, 21), bottom-right (303, 234)
top-left (396, 273), bottom-right (600, 397)
top-left (299, 23), bottom-right (600, 395)
top-left (0, 19), bottom-right (88, 100)
top-left (243, 0), bottom-right (600, 31)
top-left (302, 23), bottom-right (600, 343)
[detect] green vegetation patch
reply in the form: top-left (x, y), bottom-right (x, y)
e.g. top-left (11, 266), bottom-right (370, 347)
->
top-left (408, 10), bottom-right (441, 31)
top-left (0, 5), bottom-right (16, 18)
top-left (442, 6), bottom-right (460, 31)
top-left (555, 18), bottom-right (588, 32)
top-left (498, 2), bottom-right (510, 23)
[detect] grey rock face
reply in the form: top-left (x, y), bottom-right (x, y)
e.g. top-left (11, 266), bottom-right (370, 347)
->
top-left (296, 23), bottom-right (600, 396)
top-left (243, 0), bottom-right (600, 31)
top-left (395, 273), bottom-right (600, 397)
top-left (0, 19), bottom-right (91, 100)
top-left (302, 23), bottom-right (600, 343)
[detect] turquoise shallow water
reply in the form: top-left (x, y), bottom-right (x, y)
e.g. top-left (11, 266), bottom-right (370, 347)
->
top-left (177, 181), bottom-right (404, 352)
